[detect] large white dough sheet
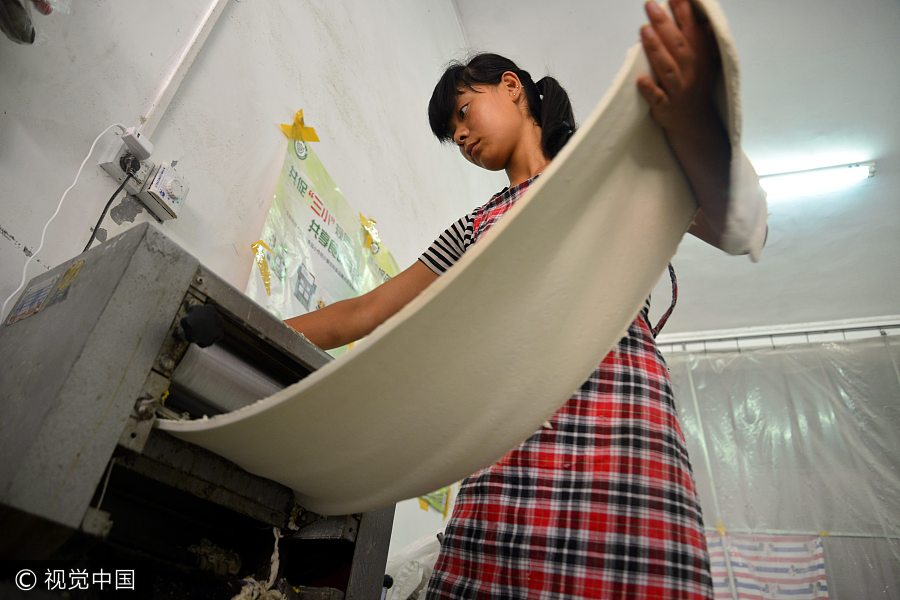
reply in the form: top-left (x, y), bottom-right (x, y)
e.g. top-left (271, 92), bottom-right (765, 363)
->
top-left (159, 0), bottom-right (762, 516)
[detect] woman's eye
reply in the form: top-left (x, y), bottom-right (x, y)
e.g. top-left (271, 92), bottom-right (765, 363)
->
top-left (458, 105), bottom-right (468, 119)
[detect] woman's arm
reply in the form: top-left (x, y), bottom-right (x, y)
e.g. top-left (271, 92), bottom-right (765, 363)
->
top-left (285, 260), bottom-right (438, 350)
top-left (636, 0), bottom-right (744, 250)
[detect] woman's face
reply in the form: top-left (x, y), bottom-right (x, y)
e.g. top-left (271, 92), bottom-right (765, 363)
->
top-left (449, 76), bottom-right (527, 171)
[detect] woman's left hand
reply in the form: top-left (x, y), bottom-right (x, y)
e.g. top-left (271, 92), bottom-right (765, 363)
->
top-left (637, 0), bottom-right (721, 137)
top-left (637, 0), bottom-right (738, 249)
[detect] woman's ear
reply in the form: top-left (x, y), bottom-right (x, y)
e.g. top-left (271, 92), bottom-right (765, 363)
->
top-left (500, 71), bottom-right (523, 100)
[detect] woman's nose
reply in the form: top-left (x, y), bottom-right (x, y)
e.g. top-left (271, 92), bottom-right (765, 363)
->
top-left (453, 126), bottom-right (467, 145)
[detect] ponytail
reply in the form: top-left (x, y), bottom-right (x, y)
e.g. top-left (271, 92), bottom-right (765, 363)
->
top-left (535, 76), bottom-right (576, 159)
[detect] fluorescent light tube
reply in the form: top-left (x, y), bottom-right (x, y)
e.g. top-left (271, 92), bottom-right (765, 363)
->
top-left (759, 162), bottom-right (875, 201)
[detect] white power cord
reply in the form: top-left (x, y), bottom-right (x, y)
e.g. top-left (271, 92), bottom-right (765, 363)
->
top-left (1, 122), bottom-right (127, 321)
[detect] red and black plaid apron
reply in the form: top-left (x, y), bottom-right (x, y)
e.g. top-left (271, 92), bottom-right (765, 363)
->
top-left (426, 179), bottom-right (712, 599)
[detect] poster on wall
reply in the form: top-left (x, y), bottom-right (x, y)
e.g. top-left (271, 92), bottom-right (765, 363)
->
top-left (247, 136), bottom-right (400, 356)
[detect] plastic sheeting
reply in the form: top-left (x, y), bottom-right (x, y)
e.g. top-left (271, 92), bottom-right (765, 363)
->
top-left (384, 535), bottom-right (442, 600)
top-left (666, 336), bottom-right (900, 598)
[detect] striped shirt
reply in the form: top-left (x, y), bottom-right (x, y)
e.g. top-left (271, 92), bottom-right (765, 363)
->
top-left (418, 212), bottom-right (475, 274)
top-left (418, 182), bottom-right (522, 275)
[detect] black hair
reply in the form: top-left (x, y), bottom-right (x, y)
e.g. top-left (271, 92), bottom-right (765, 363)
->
top-left (428, 53), bottom-right (577, 160)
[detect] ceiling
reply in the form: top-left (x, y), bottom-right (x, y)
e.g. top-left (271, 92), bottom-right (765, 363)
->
top-left (452, 0), bottom-right (900, 336)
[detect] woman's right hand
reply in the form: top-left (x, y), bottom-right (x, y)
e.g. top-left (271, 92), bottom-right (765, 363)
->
top-left (284, 261), bottom-right (438, 350)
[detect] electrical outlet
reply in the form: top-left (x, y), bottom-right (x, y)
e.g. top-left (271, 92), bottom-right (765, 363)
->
top-left (141, 162), bottom-right (188, 221)
top-left (99, 142), bottom-right (156, 195)
top-left (98, 135), bottom-right (187, 222)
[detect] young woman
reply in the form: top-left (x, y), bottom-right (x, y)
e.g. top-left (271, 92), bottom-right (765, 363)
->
top-left (287, 1), bottom-right (749, 597)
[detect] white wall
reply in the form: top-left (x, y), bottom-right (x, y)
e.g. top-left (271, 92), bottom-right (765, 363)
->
top-left (1, 0), bottom-right (502, 561)
top-left (0, 0), bottom-right (505, 307)
top-left (387, 488), bottom-right (458, 558)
